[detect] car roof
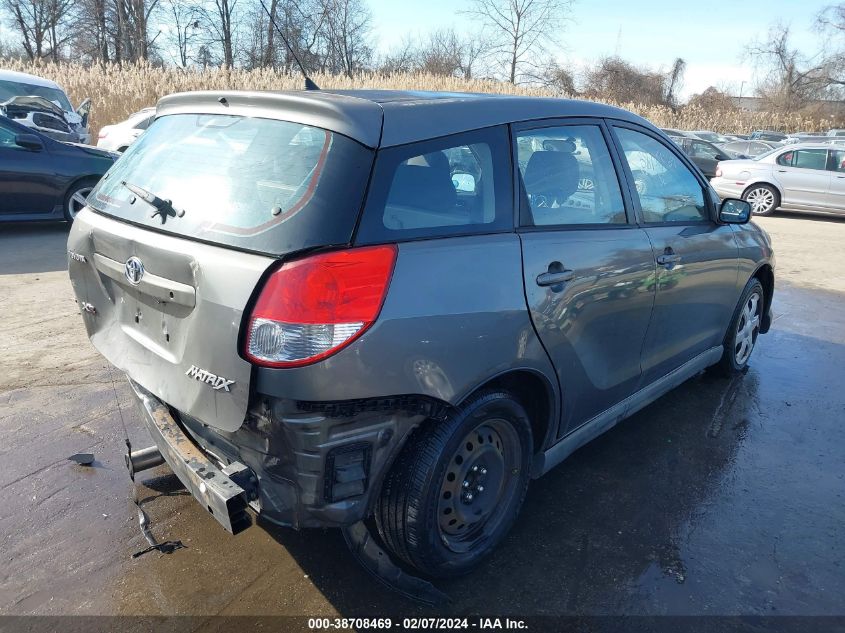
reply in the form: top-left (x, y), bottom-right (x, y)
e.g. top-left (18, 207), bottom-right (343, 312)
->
top-left (0, 69), bottom-right (62, 90)
top-left (156, 89), bottom-right (655, 149)
top-left (780, 143), bottom-right (842, 150)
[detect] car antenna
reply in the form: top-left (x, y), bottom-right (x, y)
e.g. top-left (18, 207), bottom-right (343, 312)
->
top-left (259, 0), bottom-right (320, 91)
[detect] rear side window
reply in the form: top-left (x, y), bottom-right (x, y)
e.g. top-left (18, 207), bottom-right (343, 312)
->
top-left (356, 126), bottom-right (512, 243)
top-left (88, 114), bottom-right (373, 255)
top-left (793, 149), bottom-right (828, 170)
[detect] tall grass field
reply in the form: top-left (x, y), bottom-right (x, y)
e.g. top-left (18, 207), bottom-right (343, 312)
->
top-left (4, 60), bottom-right (840, 137)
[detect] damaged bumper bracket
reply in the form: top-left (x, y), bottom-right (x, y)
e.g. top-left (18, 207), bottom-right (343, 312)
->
top-left (128, 378), bottom-right (252, 535)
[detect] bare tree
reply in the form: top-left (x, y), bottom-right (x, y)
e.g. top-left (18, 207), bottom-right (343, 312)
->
top-left (378, 35), bottom-right (417, 74)
top-left (582, 56), bottom-right (667, 104)
top-left (200, 0), bottom-right (238, 67)
top-left (747, 22), bottom-right (844, 113)
top-left (377, 29), bottom-right (489, 78)
top-left (2, 0), bottom-right (75, 60)
top-left (664, 57), bottom-right (686, 108)
top-left (686, 86), bottom-right (737, 111)
top-left (464, 0), bottom-right (573, 84)
top-left (317, 0), bottom-right (372, 77)
top-left (165, 0), bottom-right (201, 66)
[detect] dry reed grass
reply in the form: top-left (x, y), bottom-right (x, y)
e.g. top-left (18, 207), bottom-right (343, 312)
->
top-left (4, 60), bottom-right (840, 138)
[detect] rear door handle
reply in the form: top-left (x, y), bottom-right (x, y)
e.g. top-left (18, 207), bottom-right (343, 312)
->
top-left (656, 254), bottom-right (682, 265)
top-left (536, 270), bottom-right (575, 286)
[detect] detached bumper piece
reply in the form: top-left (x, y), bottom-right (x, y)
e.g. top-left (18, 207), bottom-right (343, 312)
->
top-left (128, 378), bottom-right (252, 534)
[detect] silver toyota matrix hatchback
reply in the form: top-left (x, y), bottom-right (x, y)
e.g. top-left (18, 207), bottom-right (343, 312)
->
top-left (68, 90), bottom-right (774, 580)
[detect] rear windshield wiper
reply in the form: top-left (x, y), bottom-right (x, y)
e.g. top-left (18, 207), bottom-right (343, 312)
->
top-left (122, 181), bottom-right (185, 224)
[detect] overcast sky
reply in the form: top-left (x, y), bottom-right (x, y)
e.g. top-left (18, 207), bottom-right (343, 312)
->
top-left (367, 0), bottom-right (832, 98)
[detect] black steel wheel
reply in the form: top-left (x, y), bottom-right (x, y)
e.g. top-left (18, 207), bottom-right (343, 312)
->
top-left (375, 390), bottom-right (532, 578)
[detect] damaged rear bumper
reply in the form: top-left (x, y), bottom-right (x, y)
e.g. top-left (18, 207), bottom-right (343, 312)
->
top-left (128, 376), bottom-right (447, 532)
top-left (128, 378), bottom-right (252, 534)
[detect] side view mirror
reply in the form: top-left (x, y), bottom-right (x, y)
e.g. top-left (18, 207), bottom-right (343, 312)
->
top-left (451, 171), bottom-right (476, 193)
top-left (716, 154), bottom-right (729, 161)
top-left (718, 198), bottom-right (751, 224)
top-left (15, 133), bottom-right (44, 151)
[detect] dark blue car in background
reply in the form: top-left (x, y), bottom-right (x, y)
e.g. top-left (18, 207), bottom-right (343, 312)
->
top-left (0, 115), bottom-right (115, 224)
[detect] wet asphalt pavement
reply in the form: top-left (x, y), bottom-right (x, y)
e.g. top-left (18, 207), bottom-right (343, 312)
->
top-left (0, 215), bottom-right (843, 619)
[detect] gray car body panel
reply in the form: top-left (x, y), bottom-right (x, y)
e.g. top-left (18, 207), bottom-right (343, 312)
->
top-left (254, 234), bottom-right (558, 409)
top-left (67, 89), bottom-right (775, 532)
top-left (67, 210), bottom-right (275, 432)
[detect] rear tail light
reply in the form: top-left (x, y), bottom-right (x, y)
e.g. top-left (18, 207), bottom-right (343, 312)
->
top-left (98, 129), bottom-right (108, 139)
top-left (715, 166), bottom-right (722, 177)
top-left (245, 245), bottom-right (397, 368)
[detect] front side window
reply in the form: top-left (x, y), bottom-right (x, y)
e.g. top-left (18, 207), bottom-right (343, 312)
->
top-left (357, 126), bottom-right (511, 243)
top-left (517, 124), bottom-right (626, 225)
top-left (689, 140), bottom-right (720, 160)
top-left (0, 121), bottom-right (29, 149)
top-left (615, 127), bottom-right (707, 223)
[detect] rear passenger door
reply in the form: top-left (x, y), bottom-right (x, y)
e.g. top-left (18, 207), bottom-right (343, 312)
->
top-left (610, 124), bottom-right (739, 386)
top-left (773, 148), bottom-right (833, 209)
top-left (515, 120), bottom-right (657, 435)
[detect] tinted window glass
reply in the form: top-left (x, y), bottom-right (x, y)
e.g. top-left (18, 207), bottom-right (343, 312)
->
top-left (776, 151), bottom-right (794, 166)
top-left (831, 150), bottom-right (845, 172)
top-left (793, 149), bottom-right (828, 170)
top-left (357, 126), bottom-right (511, 243)
top-left (517, 124), bottom-right (626, 225)
top-left (132, 113), bottom-right (154, 130)
top-left (615, 127), bottom-right (707, 223)
top-left (88, 114), bottom-right (373, 255)
top-left (689, 140), bottom-right (720, 159)
top-left (0, 120), bottom-right (28, 149)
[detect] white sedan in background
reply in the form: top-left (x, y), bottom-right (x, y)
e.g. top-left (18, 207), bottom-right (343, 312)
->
top-left (96, 107), bottom-right (154, 152)
top-left (710, 143), bottom-right (845, 216)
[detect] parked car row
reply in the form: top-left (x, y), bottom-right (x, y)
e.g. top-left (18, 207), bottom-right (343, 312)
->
top-left (711, 143), bottom-right (845, 217)
top-left (0, 112), bottom-right (116, 223)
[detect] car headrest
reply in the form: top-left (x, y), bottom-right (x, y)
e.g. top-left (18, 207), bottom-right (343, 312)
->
top-left (388, 162), bottom-right (457, 211)
top-left (523, 151), bottom-right (579, 201)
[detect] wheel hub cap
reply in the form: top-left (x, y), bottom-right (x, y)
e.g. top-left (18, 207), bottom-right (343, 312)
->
top-left (747, 188), bottom-right (774, 214)
top-left (735, 291), bottom-right (761, 364)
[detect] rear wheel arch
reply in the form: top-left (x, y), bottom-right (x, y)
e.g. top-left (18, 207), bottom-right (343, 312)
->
top-left (63, 175), bottom-right (101, 202)
top-left (742, 180), bottom-right (783, 198)
top-left (455, 369), bottom-right (557, 457)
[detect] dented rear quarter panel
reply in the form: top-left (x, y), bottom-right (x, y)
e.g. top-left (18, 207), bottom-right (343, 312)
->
top-left (254, 233), bottom-right (559, 429)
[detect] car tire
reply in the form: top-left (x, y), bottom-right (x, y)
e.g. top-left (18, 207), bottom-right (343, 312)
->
top-left (712, 278), bottom-right (765, 376)
top-left (742, 184), bottom-right (779, 216)
top-left (375, 390), bottom-right (533, 578)
top-left (63, 179), bottom-right (97, 223)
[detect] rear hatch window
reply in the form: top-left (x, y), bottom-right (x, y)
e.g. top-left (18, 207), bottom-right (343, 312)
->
top-left (88, 113), bottom-right (373, 255)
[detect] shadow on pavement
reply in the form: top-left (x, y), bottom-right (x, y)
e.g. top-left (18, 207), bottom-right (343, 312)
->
top-left (259, 321), bottom-right (845, 615)
top-left (0, 222), bottom-right (70, 275)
